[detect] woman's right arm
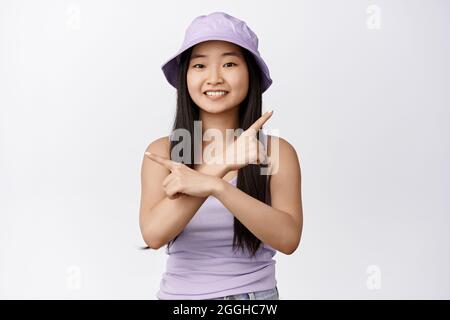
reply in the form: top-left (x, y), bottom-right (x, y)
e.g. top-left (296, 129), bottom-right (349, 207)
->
top-left (139, 136), bottom-right (228, 249)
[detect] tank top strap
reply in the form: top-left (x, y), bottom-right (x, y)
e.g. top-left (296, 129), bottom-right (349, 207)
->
top-left (260, 129), bottom-right (268, 149)
top-left (259, 129), bottom-right (271, 205)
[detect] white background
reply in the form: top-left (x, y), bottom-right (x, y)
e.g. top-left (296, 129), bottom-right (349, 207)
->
top-left (1, 0), bottom-right (449, 299)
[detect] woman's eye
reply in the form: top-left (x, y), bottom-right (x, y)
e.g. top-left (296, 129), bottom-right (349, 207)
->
top-left (192, 63), bottom-right (236, 69)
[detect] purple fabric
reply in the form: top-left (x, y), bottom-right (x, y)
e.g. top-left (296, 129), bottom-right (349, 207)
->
top-left (157, 176), bottom-right (277, 300)
top-left (161, 11), bottom-right (273, 93)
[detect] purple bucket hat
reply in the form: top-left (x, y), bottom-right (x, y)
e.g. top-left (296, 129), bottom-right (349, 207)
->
top-left (161, 11), bottom-right (273, 93)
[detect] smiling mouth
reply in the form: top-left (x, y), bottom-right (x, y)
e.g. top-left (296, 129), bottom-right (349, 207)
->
top-left (203, 91), bottom-right (229, 97)
top-left (203, 91), bottom-right (229, 100)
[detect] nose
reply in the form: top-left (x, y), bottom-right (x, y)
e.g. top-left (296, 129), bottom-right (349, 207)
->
top-left (206, 65), bottom-right (224, 85)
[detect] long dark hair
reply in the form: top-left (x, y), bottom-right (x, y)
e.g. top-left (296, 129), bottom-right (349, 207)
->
top-left (167, 45), bottom-right (271, 258)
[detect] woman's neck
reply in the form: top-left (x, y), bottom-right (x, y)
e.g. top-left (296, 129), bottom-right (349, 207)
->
top-left (199, 107), bottom-right (239, 148)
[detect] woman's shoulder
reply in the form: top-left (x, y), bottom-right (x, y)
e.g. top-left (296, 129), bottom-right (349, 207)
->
top-left (266, 135), bottom-right (299, 158)
top-left (145, 135), bottom-right (171, 157)
top-left (265, 134), bottom-right (301, 176)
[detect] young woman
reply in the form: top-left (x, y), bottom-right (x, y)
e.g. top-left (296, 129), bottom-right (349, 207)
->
top-left (139, 12), bottom-right (303, 300)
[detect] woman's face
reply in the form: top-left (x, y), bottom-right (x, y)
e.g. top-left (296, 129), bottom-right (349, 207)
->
top-left (187, 40), bottom-right (249, 114)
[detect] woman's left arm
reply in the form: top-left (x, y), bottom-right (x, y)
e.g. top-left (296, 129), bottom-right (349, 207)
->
top-left (212, 136), bottom-right (303, 255)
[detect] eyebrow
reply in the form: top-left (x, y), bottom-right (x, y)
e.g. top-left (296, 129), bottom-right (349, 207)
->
top-left (190, 51), bottom-right (243, 59)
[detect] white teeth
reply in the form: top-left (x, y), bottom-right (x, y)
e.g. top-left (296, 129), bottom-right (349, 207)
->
top-left (205, 91), bottom-right (227, 96)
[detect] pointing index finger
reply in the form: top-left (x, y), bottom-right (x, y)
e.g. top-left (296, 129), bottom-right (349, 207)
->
top-left (248, 110), bottom-right (273, 132)
top-left (145, 152), bottom-right (176, 171)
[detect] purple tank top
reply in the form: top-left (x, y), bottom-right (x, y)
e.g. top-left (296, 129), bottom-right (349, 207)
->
top-left (157, 174), bottom-right (277, 300)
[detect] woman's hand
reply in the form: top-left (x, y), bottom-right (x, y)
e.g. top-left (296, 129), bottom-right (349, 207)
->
top-left (144, 152), bottom-right (222, 199)
top-left (214, 110), bottom-right (274, 171)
